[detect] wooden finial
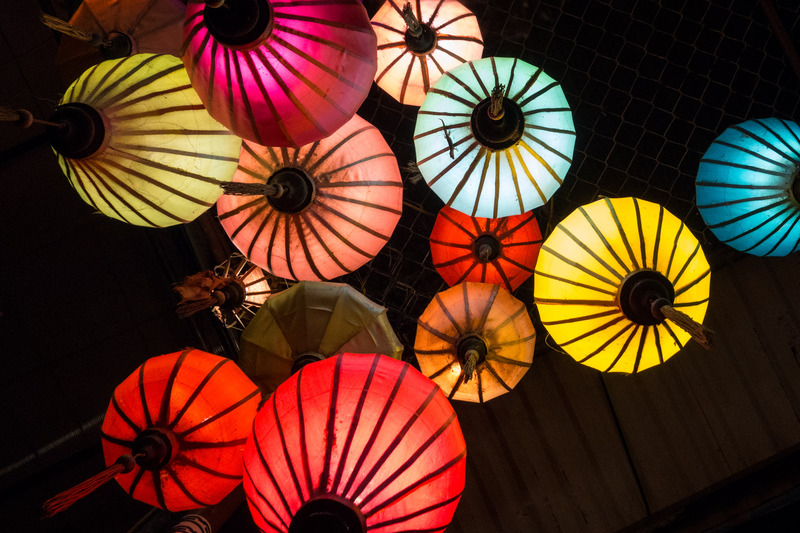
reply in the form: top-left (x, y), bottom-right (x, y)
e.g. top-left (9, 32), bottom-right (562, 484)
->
top-left (220, 181), bottom-right (285, 197)
top-left (402, 2), bottom-right (423, 37)
top-left (40, 13), bottom-right (106, 46)
top-left (652, 298), bottom-right (715, 349)
top-left (460, 349), bottom-right (480, 383)
top-left (489, 84), bottom-right (506, 120)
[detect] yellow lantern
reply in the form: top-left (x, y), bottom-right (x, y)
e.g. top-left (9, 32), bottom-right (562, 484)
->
top-left (534, 197), bottom-right (713, 373)
top-left (50, 53), bottom-right (242, 227)
top-left (415, 282), bottom-right (535, 403)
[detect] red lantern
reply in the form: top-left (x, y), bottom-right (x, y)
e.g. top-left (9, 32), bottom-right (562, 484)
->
top-left (430, 207), bottom-right (542, 291)
top-left (243, 353), bottom-right (466, 533)
top-left (182, 0), bottom-right (377, 147)
top-left (43, 349), bottom-right (261, 516)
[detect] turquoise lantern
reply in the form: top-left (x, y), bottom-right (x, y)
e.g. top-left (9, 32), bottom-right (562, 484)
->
top-left (697, 118), bottom-right (800, 256)
top-left (413, 56), bottom-right (575, 218)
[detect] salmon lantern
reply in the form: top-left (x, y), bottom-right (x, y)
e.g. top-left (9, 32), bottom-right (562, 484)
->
top-left (42, 348), bottom-right (260, 516)
top-left (243, 353), bottom-right (466, 533)
top-left (182, 0), bottom-right (377, 147)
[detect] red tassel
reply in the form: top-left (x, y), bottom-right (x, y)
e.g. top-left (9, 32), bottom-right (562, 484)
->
top-left (42, 455), bottom-right (136, 518)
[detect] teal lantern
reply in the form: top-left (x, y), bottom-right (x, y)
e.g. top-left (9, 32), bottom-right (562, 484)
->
top-left (413, 56), bottom-right (576, 218)
top-left (697, 117), bottom-right (800, 256)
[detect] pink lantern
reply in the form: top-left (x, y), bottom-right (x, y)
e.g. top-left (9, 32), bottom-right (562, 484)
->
top-left (217, 114), bottom-right (403, 281)
top-left (182, 0), bottom-right (377, 147)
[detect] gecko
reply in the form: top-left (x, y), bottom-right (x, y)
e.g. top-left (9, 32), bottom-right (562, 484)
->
top-left (440, 119), bottom-right (455, 159)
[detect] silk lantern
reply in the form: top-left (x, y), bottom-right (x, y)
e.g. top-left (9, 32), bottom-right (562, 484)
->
top-left (49, 53), bottom-right (241, 227)
top-left (371, 0), bottom-right (483, 106)
top-left (182, 0), bottom-right (377, 147)
top-left (46, 0), bottom-right (184, 82)
top-left (414, 56), bottom-right (576, 218)
top-left (43, 349), bottom-right (260, 516)
top-left (243, 353), bottom-right (467, 533)
top-left (534, 197), bottom-right (713, 374)
top-left (697, 117), bottom-right (800, 256)
top-left (430, 207), bottom-right (542, 291)
top-left (217, 114), bottom-right (403, 281)
top-left (238, 281), bottom-right (403, 394)
top-left (415, 282), bottom-right (535, 403)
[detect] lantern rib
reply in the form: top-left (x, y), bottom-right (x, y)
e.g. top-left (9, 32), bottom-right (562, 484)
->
top-left (83, 55), bottom-right (136, 106)
top-left (415, 347), bottom-right (456, 356)
top-left (364, 448), bottom-right (467, 519)
top-left (265, 215), bottom-right (284, 274)
top-left (536, 296), bottom-right (617, 306)
top-left (299, 141), bottom-right (320, 168)
top-left (294, 370), bottom-right (315, 497)
top-left (631, 326), bottom-right (649, 373)
top-left (518, 80), bottom-right (560, 109)
top-left (108, 147), bottom-right (225, 186)
top-left (672, 297), bottom-right (710, 309)
top-left (698, 192), bottom-right (785, 209)
top-left (250, 426), bottom-right (293, 524)
top-left (271, 392), bottom-right (306, 506)
top-left (480, 361), bottom-right (512, 392)
top-left (716, 203), bottom-right (793, 240)
top-left (307, 209), bottom-right (375, 259)
top-left (263, 41), bottom-right (349, 117)
top-left (493, 262), bottom-right (514, 291)
top-left (292, 216), bottom-right (329, 280)
top-left (433, 249), bottom-right (476, 267)
top-left (524, 106), bottom-right (573, 116)
top-left (428, 51), bottom-right (447, 77)
top-left (427, 86), bottom-right (476, 109)
top-left (369, 491), bottom-right (463, 529)
top-left (67, 160), bottom-right (131, 224)
top-left (319, 356), bottom-right (342, 491)
top-left (244, 489), bottom-right (287, 532)
top-left (575, 322), bottom-right (635, 364)
top-left (426, 0), bottom-right (443, 25)
top-left (558, 316), bottom-right (627, 348)
top-left (164, 464), bottom-right (216, 508)
top-left (315, 202), bottom-right (394, 241)
top-left (418, 55), bottom-right (430, 96)
top-left (234, 53), bottom-right (267, 146)
top-left (277, 11), bottom-right (375, 35)
top-left (167, 358), bottom-right (229, 430)
top-left (373, 21), bottom-right (405, 37)
top-left (436, 14), bottom-right (478, 33)
top-left (518, 140), bottom-right (564, 188)
top-left (522, 128), bottom-right (576, 161)
top-left (108, 84), bottom-right (192, 111)
top-left (651, 206), bottom-right (664, 270)
top-left (438, 34), bottom-right (484, 46)
top-left (654, 327), bottom-right (665, 364)
top-left (763, 215), bottom-right (800, 255)
top-left (712, 138), bottom-right (796, 169)
top-left (180, 438), bottom-right (249, 450)
top-left (339, 366), bottom-right (412, 497)
top-left (325, 152), bottom-right (398, 177)
top-left (477, 284), bottom-right (500, 331)
top-left (427, 359), bottom-right (458, 380)
top-left (79, 161), bottom-right (163, 226)
top-left (138, 364), bottom-right (154, 428)
top-left (469, 150), bottom-right (492, 217)
top-left (486, 352), bottom-right (533, 366)
top-left (69, 62), bottom-right (96, 102)
top-left (664, 221), bottom-right (683, 279)
top-left (603, 197), bottom-right (641, 270)
top-left (224, 201), bottom-right (269, 237)
top-left (126, 468), bottom-right (146, 502)
top-left (330, 355), bottom-right (380, 494)
top-left (633, 199), bottom-right (649, 270)
top-left (112, 142), bottom-right (239, 163)
top-left (301, 213), bottom-right (355, 272)
top-left (307, 126), bottom-right (369, 172)
top-left (481, 301), bottom-right (526, 339)
top-left (359, 410), bottom-right (458, 509)
top-left (500, 255), bottom-right (537, 274)
top-left (540, 244), bottom-right (620, 288)
top-left (349, 387), bottom-right (439, 503)
top-left (109, 395), bottom-right (141, 433)
top-left (101, 63), bottom-right (185, 110)
top-left (158, 350), bottom-right (189, 426)
top-left (673, 269), bottom-right (711, 298)
top-left (751, 120), bottom-right (800, 160)
top-left (539, 308), bottom-right (619, 326)
top-left (509, 63), bottom-right (539, 102)
top-left (430, 293), bottom-right (462, 339)
top-left (604, 325), bottom-right (641, 372)
top-left (99, 431), bottom-right (133, 447)
top-left (669, 241), bottom-right (701, 288)
top-left (661, 321), bottom-right (684, 349)
top-left (418, 110), bottom-right (472, 117)
top-left (434, 43), bottom-right (470, 65)
top-left (176, 388), bottom-right (260, 438)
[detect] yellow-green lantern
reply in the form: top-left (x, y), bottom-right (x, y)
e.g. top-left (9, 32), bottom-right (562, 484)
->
top-left (534, 197), bottom-right (713, 373)
top-left (49, 53), bottom-right (242, 227)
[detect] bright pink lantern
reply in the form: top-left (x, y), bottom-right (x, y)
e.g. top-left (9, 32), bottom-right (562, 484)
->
top-left (243, 353), bottom-right (467, 533)
top-left (182, 0), bottom-right (377, 147)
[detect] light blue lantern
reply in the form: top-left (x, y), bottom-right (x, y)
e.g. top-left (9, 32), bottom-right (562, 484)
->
top-left (413, 57), bottom-right (576, 219)
top-left (697, 118), bottom-right (800, 256)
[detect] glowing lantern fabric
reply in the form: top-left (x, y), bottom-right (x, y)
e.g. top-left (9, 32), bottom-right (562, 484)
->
top-left (534, 197), bottom-right (711, 373)
top-left (238, 281), bottom-right (403, 394)
top-left (101, 348), bottom-right (260, 511)
top-left (414, 56), bottom-right (576, 218)
top-left (697, 117), bottom-right (800, 256)
top-left (51, 53), bottom-right (241, 227)
top-left (217, 115), bottom-right (403, 281)
top-left (415, 282), bottom-right (535, 403)
top-left (182, 0), bottom-right (377, 147)
top-left (243, 353), bottom-right (466, 533)
top-left (371, 0), bottom-right (483, 106)
top-left (430, 207), bottom-right (542, 291)
top-left (55, 0), bottom-right (185, 82)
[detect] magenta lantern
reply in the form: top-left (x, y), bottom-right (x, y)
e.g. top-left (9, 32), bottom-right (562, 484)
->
top-left (182, 0), bottom-right (377, 147)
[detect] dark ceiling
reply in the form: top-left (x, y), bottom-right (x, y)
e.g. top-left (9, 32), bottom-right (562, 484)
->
top-left (2, 0), bottom-right (800, 532)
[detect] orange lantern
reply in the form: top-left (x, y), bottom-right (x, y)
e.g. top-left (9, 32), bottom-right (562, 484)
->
top-left (415, 282), bottom-right (535, 403)
top-left (243, 353), bottom-right (467, 532)
top-left (371, 0), bottom-right (484, 106)
top-left (43, 349), bottom-right (260, 516)
top-left (430, 207), bottom-right (542, 291)
top-left (217, 115), bottom-right (403, 281)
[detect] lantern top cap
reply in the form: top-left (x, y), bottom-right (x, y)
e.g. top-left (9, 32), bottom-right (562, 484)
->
top-left (203, 0), bottom-right (274, 49)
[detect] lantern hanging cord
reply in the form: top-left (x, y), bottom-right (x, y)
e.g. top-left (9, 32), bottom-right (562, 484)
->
top-left (402, 3), bottom-right (423, 37)
top-left (460, 349), bottom-right (480, 383)
top-left (42, 454), bottom-right (139, 518)
top-left (651, 298), bottom-right (715, 350)
top-left (40, 13), bottom-right (110, 47)
top-left (489, 84), bottom-right (505, 120)
top-left (0, 106), bottom-right (63, 129)
top-left (220, 181), bottom-right (285, 198)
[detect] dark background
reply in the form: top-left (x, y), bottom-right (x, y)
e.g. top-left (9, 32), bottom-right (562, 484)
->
top-left (1, 0), bottom-right (800, 531)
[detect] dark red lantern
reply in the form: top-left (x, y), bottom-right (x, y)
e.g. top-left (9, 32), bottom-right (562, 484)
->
top-left (43, 348), bottom-right (261, 516)
top-left (243, 353), bottom-right (466, 533)
top-left (430, 206), bottom-right (542, 291)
